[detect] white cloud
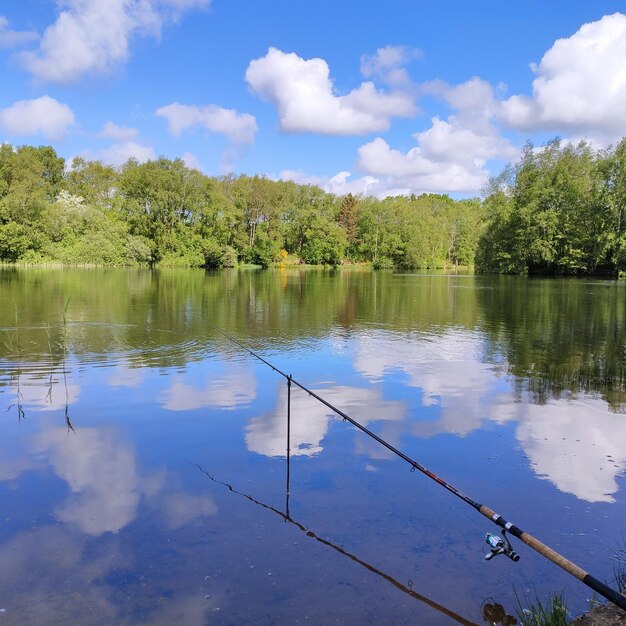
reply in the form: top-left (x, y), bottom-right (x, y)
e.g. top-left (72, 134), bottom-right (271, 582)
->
top-left (348, 14), bottom-right (626, 195)
top-left (0, 96), bottom-right (75, 140)
top-left (19, 0), bottom-right (155, 83)
top-left (0, 16), bottom-right (39, 48)
top-left (81, 122), bottom-right (154, 165)
top-left (426, 77), bottom-right (497, 117)
top-left (98, 121), bottom-right (139, 142)
top-left (156, 102), bottom-right (257, 144)
top-left (159, 0), bottom-right (211, 17)
top-left (181, 151), bottom-right (203, 171)
top-left (246, 47), bottom-right (415, 135)
top-left (99, 141), bottom-right (156, 165)
top-left (17, 0), bottom-right (210, 83)
top-left (416, 117), bottom-right (513, 165)
top-left (277, 168), bottom-right (432, 199)
top-left (360, 45), bottom-right (421, 87)
top-left (71, 141), bottom-right (156, 168)
top-left (261, 52), bottom-right (516, 197)
top-left (356, 78), bottom-right (518, 195)
top-left (357, 136), bottom-right (489, 194)
top-left (500, 13), bottom-right (626, 138)
top-left (278, 169), bottom-right (382, 197)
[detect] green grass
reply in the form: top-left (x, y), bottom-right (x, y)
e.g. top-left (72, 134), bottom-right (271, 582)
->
top-left (515, 591), bottom-right (569, 626)
top-left (5, 306), bottom-right (25, 420)
top-left (611, 537), bottom-right (626, 592)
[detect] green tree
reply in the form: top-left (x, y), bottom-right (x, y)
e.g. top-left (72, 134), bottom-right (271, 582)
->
top-left (118, 157), bottom-right (214, 264)
top-left (338, 193), bottom-right (359, 257)
top-left (300, 212), bottom-right (347, 265)
top-left (66, 158), bottom-right (118, 209)
top-left (477, 139), bottom-right (614, 276)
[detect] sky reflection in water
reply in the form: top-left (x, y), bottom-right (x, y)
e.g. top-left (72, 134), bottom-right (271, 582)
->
top-left (0, 269), bottom-right (624, 625)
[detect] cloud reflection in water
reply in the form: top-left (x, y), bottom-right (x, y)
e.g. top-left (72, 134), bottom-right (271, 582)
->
top-left (352, 330), bottom-right (626, 503)
top-left (0, 417), bottom-right (220, 624)
top-left (246, 383), bottom-right (405, 457)
top-left (518, 398), bottom-right (626, 503)
top-left (161, 363), bottom-right (257, 411)
top-left (17, 372), bottom-right (80, 411)
top-left (34, 426), bottom-right (165, 535)
top-left (355, 331), bottom-right (498, 436)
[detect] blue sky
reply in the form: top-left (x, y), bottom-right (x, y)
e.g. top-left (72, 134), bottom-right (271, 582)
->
top-left (1, 1), bottom-right (625, 198)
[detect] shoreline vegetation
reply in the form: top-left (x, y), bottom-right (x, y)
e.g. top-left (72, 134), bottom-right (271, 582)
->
top-left (1, 137), bottom-right (626, 276)
top-left (0, 259), bottom-right (473, 272)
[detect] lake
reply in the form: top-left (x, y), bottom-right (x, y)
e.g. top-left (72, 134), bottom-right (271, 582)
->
top-left (0, 268), bottom-right (624, 625)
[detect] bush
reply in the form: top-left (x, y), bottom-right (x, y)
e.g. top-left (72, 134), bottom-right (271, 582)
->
top-left (125, 235), bottom-right (152, 265)
top-left (372, 256), bottom-right (394, 269)
top-left (221, 245), bottom-right (238, 268)
top-left (53, 230), bottom-right (127, 265)
top-left (157, 249), bottom-right (205, 268)
top-left (0, 221), bottom-right (31, 261)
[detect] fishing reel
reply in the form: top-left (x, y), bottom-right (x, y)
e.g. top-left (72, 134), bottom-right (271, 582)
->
top-left (484, 530), bottom-right (520, 562)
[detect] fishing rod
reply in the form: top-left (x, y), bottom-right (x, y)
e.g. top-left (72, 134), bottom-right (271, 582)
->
top-left (211, 326), bottom-right (626, 612)
top-left (194, 464), bottom-right (480, 626)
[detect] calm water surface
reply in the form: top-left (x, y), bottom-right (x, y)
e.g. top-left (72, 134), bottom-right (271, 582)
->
top-left (0, 268), bottom-right (624, 625)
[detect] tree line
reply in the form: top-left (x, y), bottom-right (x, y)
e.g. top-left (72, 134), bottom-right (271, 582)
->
top-left (0, 143), bottom-right (481, 269)
top-left (3, 139), bottom-right (626, 274)
top-left (476, 137), bottom-right (626, 276)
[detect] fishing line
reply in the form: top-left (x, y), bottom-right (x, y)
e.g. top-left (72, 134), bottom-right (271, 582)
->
top-left (209, 326), bottom-right (626, 612)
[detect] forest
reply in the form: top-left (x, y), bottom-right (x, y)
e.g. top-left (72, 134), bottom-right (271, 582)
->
top-left (0, 142), bottom-right (480, 269)
top-left (1, 137), bottom-right (626, 274)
